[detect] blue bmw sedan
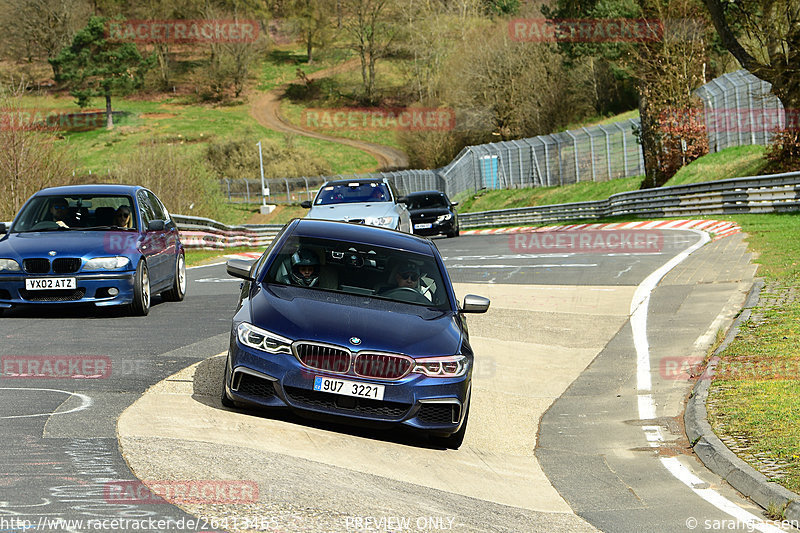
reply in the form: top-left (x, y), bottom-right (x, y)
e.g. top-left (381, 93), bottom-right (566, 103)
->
top-left (0, 184), bottom-right (186, 316)
top-left (222, 219), bottom-right (489, 448)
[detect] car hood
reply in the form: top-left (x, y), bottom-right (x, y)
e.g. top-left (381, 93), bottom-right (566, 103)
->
top-left (0, 230), bottom-right (139, 259)
top-left (409, 207), bottom-right (451, 221)
top-left (306, 202), bottom-right (397, 221)
top-left (248, 286), bottom-right (462, 356)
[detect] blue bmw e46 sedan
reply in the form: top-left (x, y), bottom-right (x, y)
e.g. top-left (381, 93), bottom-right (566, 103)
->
top-left (221, 218), bottom-right (489, 448)
top-left (0, 184), bottom-right (186, 316)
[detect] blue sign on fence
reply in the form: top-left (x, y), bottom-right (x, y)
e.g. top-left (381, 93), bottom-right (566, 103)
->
top-left (480, 155), bottom-right (499, 189)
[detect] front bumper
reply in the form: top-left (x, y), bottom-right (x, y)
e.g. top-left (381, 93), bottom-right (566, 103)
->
top-left (225, 337), bottom-right (469, 436)
top-left (412, 217), bottom-right (456, 236)
top-left (0, 271), bottom-right (137, 309)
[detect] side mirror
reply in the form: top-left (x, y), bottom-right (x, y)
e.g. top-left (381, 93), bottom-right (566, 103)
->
top-left (147, 220), bottom-right (165, 232)
top-left (397, 196), bottom-right (408, 204)
top-left (460, 294), bottom-right (490, 314)
top-left (226, 258), bottom-right (255, 280)
top-left (300, 200), bottom-right (312, 209)
top-left (451, 202), bottom-right (459, 207)
top-left (0, 223), bottom-right (6, 234)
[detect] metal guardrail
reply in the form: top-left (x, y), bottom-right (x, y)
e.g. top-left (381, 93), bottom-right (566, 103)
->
top-left (458, 172), bottom-right (800, 228)
top-left (172, 214), bottom-right (284, 249)
top-left (172, 172), bottom-right (799, 247)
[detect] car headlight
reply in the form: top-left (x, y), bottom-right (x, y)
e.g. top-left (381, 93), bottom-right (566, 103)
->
top-left (0, 259), bottom-right (21, 272)
top-left (436, 214), bottom-right (452, 223)
top-left (237, 323), bottom-right (293, 355)
top-left (412, 355), bottom-right (469, 377)
top-left (365, 216), bottom-right (395, 228)
top-left (83, 256), bottom-right (130, 271)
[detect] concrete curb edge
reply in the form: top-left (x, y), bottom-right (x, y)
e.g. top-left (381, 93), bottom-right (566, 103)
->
top-left (684, 278), bottom-right (800, 520)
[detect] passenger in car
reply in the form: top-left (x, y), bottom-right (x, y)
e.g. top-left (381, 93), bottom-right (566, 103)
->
top-left (114, 206), bottom-right (132, 228)
top-left (378, 260), bottom-right (421, 293)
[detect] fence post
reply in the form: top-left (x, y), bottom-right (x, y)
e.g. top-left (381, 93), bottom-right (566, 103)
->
top-left (614, 123), bottom-right (629, 177)
top-left (565, 130), bottom-right (579, 183)
top-left (582, 127), bottom-right (596, 182)
top-left (303, 177), bottom-right (310, 200)
top-left (285, 178), bottom-right (290, 203)
top-left (245, 180), bottom-right (250, 203)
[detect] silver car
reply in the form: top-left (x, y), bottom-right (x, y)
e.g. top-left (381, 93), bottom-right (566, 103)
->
top-left (300, 178), bottom-right (412, 233)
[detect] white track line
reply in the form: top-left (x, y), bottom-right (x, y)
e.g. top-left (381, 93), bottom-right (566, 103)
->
top-left (631, 229), bottom-right (784, 533)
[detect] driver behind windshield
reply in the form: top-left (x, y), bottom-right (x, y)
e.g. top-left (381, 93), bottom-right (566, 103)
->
top-left (114, 206), bottom-right (132, 228)
top-left (289, 248), bottom-right (321, 287)
top-left (48, 198), bottom-right (70, 228)
top-left (379, 260), bottom-right (421, 293)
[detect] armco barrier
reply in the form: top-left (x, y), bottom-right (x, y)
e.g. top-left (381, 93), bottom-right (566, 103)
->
top-left (172, 214), bottom-right (283, 249)
top-left (167, 172), bottom-right (799, 247)
top-left (458, 171), bottom-right (800, 228)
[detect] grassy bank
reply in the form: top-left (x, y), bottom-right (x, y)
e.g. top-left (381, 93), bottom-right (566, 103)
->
top-left (707, 213), bottom-right (800, 492)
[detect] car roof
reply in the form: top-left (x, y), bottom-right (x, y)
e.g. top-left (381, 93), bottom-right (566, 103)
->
top-left (406, 190), bottom-right (446, 197)
top-left (290, 219), bottom-right (436, 255)
top-left (323, 178), bottom-right (386, 186)
top-left (34, 184), bottom-right (143, 196)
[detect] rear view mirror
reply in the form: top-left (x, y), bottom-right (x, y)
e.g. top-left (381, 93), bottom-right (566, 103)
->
top-left (460, 294), bottom-right (490, 313)
top-left (227, 258), bottom-right (255, 280)
top-left (147, 220), bottom-right (165, 232)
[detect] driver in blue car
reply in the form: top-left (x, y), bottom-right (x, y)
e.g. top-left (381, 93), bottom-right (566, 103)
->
top-left (289, 248), bottom-right (320, 287)
top-left (48, 198), bottom-right (70, 228)
top-left (378, 260), bottom-right (421, 293)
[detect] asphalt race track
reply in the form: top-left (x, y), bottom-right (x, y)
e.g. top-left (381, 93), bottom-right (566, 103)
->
top-left (1, 229), bottom-right (787, 533)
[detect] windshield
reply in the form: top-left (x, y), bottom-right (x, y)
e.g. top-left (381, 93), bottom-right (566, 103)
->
top-left (314, 182), bottom-right (391, 205)
top-left (407, 194), bottom-right (449, 210)
top-left (265, 236), bottom-right (451, 309)
top-left (11, 195), bottom-right (137, 233)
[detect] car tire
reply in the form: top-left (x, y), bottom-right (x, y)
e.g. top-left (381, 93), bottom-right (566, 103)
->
top-left (221, 357), bottom-right (236, 408)
top-left (129, 260), bottom-right (151, 316)
top-left (431, 399), bottom-right (470, 449)
top-left (162, 252), bottom-right (186, 302)
top-left (447, 228), bottom-right (459, 238)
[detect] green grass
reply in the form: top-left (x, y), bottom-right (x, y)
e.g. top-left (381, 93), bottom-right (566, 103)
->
top-left (257, 46), bottom-right (352, 91)
top-left (707, 213), bottom-right (800, 491)
top-left (664, 145), bottom-right (768, 187)
top-left (17, 92), bottom-right (376, 177)
top-left (185, 246), bottom-right (264, 267)
top-left (454, 176), bottom-right (644, 213)
top-left (564, 109), bottom-right (640, 131)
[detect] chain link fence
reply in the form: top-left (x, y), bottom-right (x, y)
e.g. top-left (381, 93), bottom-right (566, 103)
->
top-left (223, 69), bottom-right (783, 203)
top-left (696, 69), bottom-right (785, 153)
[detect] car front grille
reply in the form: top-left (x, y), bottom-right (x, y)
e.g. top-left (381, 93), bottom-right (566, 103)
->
top-left (236, 373), bottom-right (276, 399)
top-left (19, 288), bottom-right (86, 302)
top-left (294, 343), bottom-right (350, 374)
top-left (354, 353), bottom-right (413, 380)
top-left (283, 386), bottom-right (411, 419)
top-left (52, 258), bottom-right (81, 274)
top-left (23, 258), bottom-right (50, 274)
top-left (346, 219), bottom-right (365, 224)
top-left (417, 403), bottom-right (459, 425)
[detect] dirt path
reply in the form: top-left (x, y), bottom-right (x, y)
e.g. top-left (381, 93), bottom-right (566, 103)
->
top-left (249, 58), bottom-right (410, 170)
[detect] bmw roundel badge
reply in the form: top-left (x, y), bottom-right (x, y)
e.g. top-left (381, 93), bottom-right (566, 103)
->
top-left (349, 337), bottom-right (362, 346)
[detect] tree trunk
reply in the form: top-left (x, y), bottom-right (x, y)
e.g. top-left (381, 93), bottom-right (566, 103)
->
top-left (105, 93), bottom-right (113, 129)
top-left (638, 90), bottom-right (666, 189)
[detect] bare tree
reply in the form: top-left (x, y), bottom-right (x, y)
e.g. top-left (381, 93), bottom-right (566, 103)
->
top-left (0, 94), bottom-right (76, 219)
top-left (341, 0), bottom-right (399, 104)
top-left (289, 0), bottom-right (335, 63)
top-left (0, 0), bottom-right (91, 79)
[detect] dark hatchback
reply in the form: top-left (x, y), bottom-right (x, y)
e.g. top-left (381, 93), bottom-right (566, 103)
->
top-left (222, 219), bottom-right (489, 448)
top-left (403, 190), bottom-right (459, 238)
top-left (0, 184), bottom-right (186, 316)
